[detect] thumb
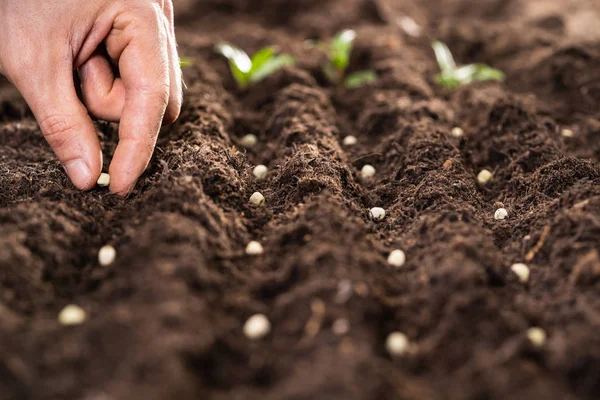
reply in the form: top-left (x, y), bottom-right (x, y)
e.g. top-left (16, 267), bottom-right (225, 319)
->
top-left (16, 60), bottom-right (103, 190)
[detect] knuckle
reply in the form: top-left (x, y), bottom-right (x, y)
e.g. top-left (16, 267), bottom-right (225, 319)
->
top-left (38, 114), bottom-right (78, 150)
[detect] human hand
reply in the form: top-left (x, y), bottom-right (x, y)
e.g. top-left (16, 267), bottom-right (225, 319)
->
top-left (0, 0), bottom-right (182, 195)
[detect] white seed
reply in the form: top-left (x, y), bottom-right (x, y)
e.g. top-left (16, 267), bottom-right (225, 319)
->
top-left (253, 165), bottom-right (268, 180)
top-left (98, 245), bottom-right (116, 266)
top-left (477, 169), bottom-right (493, 185)
top-left (245, 241), bottom-right (264, 255)
top-left (343, 135), bottom-right (358, 146)
top-left (385, 331), bottom-right (409, 356)
top-left (451, 127), bottom-right (464, 138)
top-left (243, 313), bottom-right (271, 340)
top-left (361, 165), bottom-right (376, 180)
top-left (387, 249), bottom-right (406, 268)
top-left (494, 208), bottom-right (508, 220)
top-left (527, 327), bottom-right (547, 347)
top-left (511, 263), bottom-right (530, 283)
top-left (332, 318), bottom-right (350, 336)
top-left (240, 134), bottom-right (258, 148)
top-left (335, 279), bottom-right (353, 304)
top-left (58, 304), bottom-right (87, 326)
top-left (561, 128), bottom-right (574, 138)
top-left (249, 192), bottom-right (265, 206)
top-left (370, 207), bottom-right (386, 220)
top-left (96, 173), bottom-right (110, 187)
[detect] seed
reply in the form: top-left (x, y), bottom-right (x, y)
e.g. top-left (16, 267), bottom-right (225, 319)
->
top-left (361, 165), bottom-right (376, 180)
top-left (370, 207), bottom-right (386, 220)
top-left (385, 331), bottom-right (409, 356)
top-left (451, 127), bottom-right (464, 138)
top-left (96, 173), bottom-right (110, 187)
top-left (246, 241), bottom-right (264, 255)
top-left (527, 327), bottom-right (546, 347)
top-left (561, 128), bottom-right (574, 138)
top-left (332, 318), bottom-right (350, 336)
top-left (240, 134), bottom-right (258, 148)
top-left (253, 165), bottom-right (268, 180)
top-left (511, 263), bottom-right (530, 283)
top-left (249, 192), bottom-right (265, 206)
top-left (243, 313), bottom-right (271, 340)
top-left (343, 135), bottom-right (358, 146)
top-left (58, 304), bottom-right (87, 326)
top-left (335, 279), bottom-right (353, 304)
top-left (494, 208), bottom-right (508, 220)
top-left (477, 169), bottom-right (493, 185)
top-left (98, 245), bottom-right (116, 266)
top-left (387, 249), bottom-right (406, 268)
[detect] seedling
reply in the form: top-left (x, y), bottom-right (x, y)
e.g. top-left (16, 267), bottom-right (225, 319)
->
top-left (311, 29), bottom-right (378, 88)
top-left (179, 57), bottom-right (193, 68)
top-left (215, 44), bottom-right (295, 90)
top-left (432, 41), bottom-right (504, 90)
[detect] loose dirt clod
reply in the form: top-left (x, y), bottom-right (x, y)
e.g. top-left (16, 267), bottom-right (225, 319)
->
top-left (98, 245), bottom-right (116, 266)
top-left (511, 263), bottom-right (530, 283)
top-left (249, 192), bottom-right (265, 206)
top-left (387, 250), bottom-right (406, 268)
top-left (58, 305), bottom-right (87, 326)
top-left (343, 135), bottom-right (357, 146)
top-left (96, 173), bottom-right (110, 187)
top-left (494, 208), bottom-right (508, 220)
top-left (243, 314), bottom-right (271, 340)
top-left (477, 169), bottom-right (493, 185)
top-left (253, 165), bottom-right (268, 180)
top-left (370, 207), bottom-right (386, 220)
top-left (386, 332), bottom-right (409, 356)
top-left (245, 241), bottom-right (264, 255)
top-left (361, 165), bottom-right (376, 180)
top-left (240, 134), bottom-right (258, 148)
top-left (527, 327), bottom-right (547, 347)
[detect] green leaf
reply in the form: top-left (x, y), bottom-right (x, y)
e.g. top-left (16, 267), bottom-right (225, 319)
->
top-left (435, 73), bottom-right (461, 90)
top-left (432, 41), bottom-right (457, 75)
top-left (250, 55), bottom-right (295, 84)
top-left (250, 47), bottom-right (276, 74)
top-left (179, 57), bottom-right (193, 68)
top-left (215, 43), bottom-right (252, 88)
top-left (344, 70), bottom-right (378, 88)
top-left (471, 64), bottom-right (505, 82)
top-left (330, 29), bottom-right (356, 71)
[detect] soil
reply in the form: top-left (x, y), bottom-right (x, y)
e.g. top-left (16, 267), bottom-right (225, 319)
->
top-left (1, 0), bottom-right (600, 399)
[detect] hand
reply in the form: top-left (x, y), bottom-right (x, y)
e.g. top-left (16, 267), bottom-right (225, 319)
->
top-left (0, 0), bottom-right (182, 195)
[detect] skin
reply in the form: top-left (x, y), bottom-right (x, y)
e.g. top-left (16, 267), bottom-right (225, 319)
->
top-left (0, 0), bottom-right (182, 195)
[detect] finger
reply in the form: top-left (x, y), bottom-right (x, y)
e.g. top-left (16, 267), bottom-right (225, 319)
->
top-left (16, 54), bottom-right (102, 190)
top-left (162, 0), bottom-right (183, 124)
top-left (105, 5), bottom-right (170, 195)
top-left (78, 53), bottom-right (125, 122)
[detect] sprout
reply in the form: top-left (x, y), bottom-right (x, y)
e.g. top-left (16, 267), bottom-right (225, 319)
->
top-left (253, 165), bottom-right (268, 180)
top-left (361, 164), bottom-right (376, 180)
top-left (387, 249), bottom-right (406, 268)
top-left (58, 304), bottom-right (87, 326)
top-left (370, 207), bottom-right (386, 220)
top-left (246, 241), bottom-right (264, 255)
top-left (527, 327), bottom-right (547, 347)
top-left (511, 263), bottom-right (530, 283)
top-left (385, 332), bottom-right (409, 356)
top-left (98, 245), bottom-right (116, 266)
top-left (249, 192), bottom-right (265, 206)
top-left (432, 41), bottom-right (504, 91)
top-left (477, 169), bottom-right (493, 185)
top-left (451, 127), bottom-right (464, 138)
top-left (96, 173), bottom-right (110, 187)
top-left (240, 134), bottom-right (258, 148)
top-left (494, 208), bottom-right (508, 220)
top-left (314, 29), bottom-right (378, 88)
top-left (243, 314), bottom-right (271, 340)
top-left (179, 57), bottom-right (193, 68)
top-left (215, 44), bottom-right (295, 90)
top-left (342, 135), bottom-right (358, 146)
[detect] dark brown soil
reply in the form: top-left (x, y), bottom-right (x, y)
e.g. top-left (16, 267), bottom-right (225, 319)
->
top-left (1, 1), bottom-right (600, 399)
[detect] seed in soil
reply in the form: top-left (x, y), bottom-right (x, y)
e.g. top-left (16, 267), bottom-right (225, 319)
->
top-left (561, 128), bottom-right (575, 138)
top-left (385, 332), bottom-right (409, 356)
top-left (240, 134), bottom-right (258, 148)
top-left (361, 164), bottom-right (376, 180)
top-left (246, 241), bottom-right (264, 255)
top-left (253, 165), bottom-right (268, 180)
top-left (332, 318), bottom-right (350, 335)
top-left (98, 245), bottom-right (117, 266)
top-left (249, 192), bottom-right (265, 206)
top-left (527, 327), bottom-right (547, 347)
top-left (477, 169), bottom-right (493, 185)
top-left (387, 249), bottom-right (406, 268)
top-left (370, 207), bottom-right (386, 220)
top-left (342, 135), bottom-right (357, 146)
top-left (243, 314), bottom-right (271, 340)
top-left (58, 304), bottom-right (87, 326)
top-left (494, 208), bottom-right (508, 220)
top-left (335, 279), bottom-right (353, 304)
top-left (96, 173), bottom-right (110, 187)
top-left (511, 263), bottom-right (530, 283)
top-left (451, 127), bottom-right (464, 138)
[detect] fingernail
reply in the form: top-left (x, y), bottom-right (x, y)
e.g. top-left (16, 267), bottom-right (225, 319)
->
top-left (64, 159), bottom-right (92, 189)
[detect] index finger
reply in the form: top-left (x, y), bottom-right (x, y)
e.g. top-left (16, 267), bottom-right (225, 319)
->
top-left (106, 4), bottom-right (170, 195)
